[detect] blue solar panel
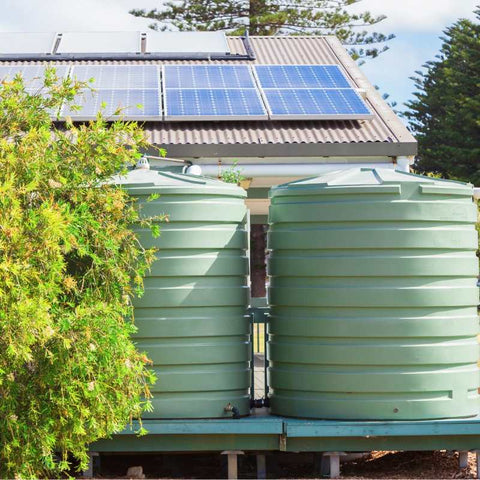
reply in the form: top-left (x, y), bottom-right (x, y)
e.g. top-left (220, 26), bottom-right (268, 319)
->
top-left (0, 65), bottom-right (69, 91)
top-left (64, 65), bottom-right (161, 120)
top-left (165, 88), bottom-right (267, 120)
top-left (70, 65), bottom-right (159, 89)
top-left (62, 89), bottom-right (161, 120)
top-left (263, 88), bottom-right (371, 119)
top-left (164, 65), bottom-right (256, 89)
top-left (254, 64), bottom-right (372, 120)
top-left (254, 65), bottom-right (351, 89)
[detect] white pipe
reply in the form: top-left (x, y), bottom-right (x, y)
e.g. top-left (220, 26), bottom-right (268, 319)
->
top-left (396, 156), bottom-right (411, 173)
top-left (193, 162), bottom-right (394, 178)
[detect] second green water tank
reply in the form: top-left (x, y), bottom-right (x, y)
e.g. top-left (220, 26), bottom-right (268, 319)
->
top-left (267, 168), bottom-right (479, 420)
top-left (115, 166), bottom-right (250, 418)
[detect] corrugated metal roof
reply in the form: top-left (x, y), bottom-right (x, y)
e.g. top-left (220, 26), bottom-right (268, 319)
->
top-left (1, 35), bottom-right (417, 158)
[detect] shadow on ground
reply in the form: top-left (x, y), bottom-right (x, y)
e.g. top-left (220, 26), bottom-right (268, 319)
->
top-left (93, 450), bottom-right (477, 479)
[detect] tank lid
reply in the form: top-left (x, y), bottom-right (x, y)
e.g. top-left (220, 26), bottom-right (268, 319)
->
top-left (270, 167), bottom-right (473, 197)
top-left (111, 168), bottom-right (247, 197)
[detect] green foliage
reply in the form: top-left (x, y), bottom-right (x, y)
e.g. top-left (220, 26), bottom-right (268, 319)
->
top-left (405, 8), bottom-right (480, 184)
top-left (221, 161), bottom-right (245, 184)
top-left (130, 0), bottom-right (394, 60)
top-left (0, 69), bottom-right (157, 478)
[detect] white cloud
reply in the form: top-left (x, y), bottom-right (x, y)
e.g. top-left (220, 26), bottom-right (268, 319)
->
top-left (0, 0), bottom-right (159, 31)
top-left (350, 0), bottom-right (477, 33)
top-left (1, 0), bottom-right (476, 33)
top-left (360, 33), bottom-right (443, 107)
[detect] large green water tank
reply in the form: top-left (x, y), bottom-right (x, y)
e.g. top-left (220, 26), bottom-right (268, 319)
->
top-left (267, 168), bottom-right (479, 420)
top-left (114, 166), bottom-right (250, 418)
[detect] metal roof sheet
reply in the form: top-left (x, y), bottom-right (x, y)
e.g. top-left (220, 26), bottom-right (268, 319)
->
top-left (0, 35), bottom-right (417, 158)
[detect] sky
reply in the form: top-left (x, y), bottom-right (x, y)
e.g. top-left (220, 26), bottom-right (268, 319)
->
top-left (0, 0), bottom-right (477, 108)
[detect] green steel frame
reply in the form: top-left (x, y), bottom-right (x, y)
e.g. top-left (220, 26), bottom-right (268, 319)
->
top-left (92, 414), bottom-right (480, 453)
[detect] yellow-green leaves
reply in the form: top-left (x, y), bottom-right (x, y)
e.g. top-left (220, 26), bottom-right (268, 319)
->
top-left (0, 70), bottom-right (156, 478)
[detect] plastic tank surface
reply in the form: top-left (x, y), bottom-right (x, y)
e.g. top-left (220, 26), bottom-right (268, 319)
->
top-left (267, 168), bottom-right (479, 420)
top-left (114, 167), bottom-right (250, 419)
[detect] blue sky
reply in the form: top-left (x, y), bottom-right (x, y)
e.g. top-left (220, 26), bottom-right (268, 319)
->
top-left (0, 0), bottom-right (477, 109)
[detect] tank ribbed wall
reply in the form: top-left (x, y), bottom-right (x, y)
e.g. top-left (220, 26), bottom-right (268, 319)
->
top-left (117, 169), bottom-right (250, 419)
top-left (267, 168), bottom-right (480, 420)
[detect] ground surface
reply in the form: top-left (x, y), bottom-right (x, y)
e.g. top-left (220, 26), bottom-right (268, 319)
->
top-left (93, 450), bottom-right (478, 479)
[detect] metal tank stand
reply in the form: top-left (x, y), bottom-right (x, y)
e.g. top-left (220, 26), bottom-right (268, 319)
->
top-left (320, 452), bottom-right (346, 479)
top-left (221, 450), bottom-right (244, 479)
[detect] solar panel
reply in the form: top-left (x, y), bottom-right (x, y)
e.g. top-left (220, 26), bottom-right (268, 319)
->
top-left (57, 31), bottom-right (141, 54)
top-left (254, 64), bottom-right (373, 120)
top-left (62, 89), bottom-right (160, 120)
top-left (0, 65), bottom-right (69, 91)
top-left (254, 65), bottom-right (351, 89)
top-left (63, 65), bottom-right (161, 120)
top-left (262, 88), bottom-right (371, 119)
top-left (164, 65), bottom-right (256, 89)
top-left (71, 65), bottom-right (159, 89)
top-left (163, 65), bottom-right (267, 120)
top-left (165, 88), bottom-right (267, 120)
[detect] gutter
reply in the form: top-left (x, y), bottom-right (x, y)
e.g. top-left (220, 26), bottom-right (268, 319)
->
top-left (187, 162), bottom-right (395, 177)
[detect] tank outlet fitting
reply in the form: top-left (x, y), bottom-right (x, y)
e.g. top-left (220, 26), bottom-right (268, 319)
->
top-left (224, 403), bottom-right (240, 419)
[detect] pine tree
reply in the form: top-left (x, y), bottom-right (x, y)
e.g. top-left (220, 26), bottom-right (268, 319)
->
top-left (130, 0), bottom-right (394, 60)
top-left (405, 9), bottom-right (480, 184)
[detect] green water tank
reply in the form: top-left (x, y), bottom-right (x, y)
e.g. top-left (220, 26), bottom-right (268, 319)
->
top-left (267, 168), bottom-right (479, 420)
top-left (114, 166), bottom-right (250, 419)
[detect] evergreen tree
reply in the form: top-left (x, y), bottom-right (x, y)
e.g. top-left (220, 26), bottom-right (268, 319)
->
top-left (405, 9), bottom-right (480, 184)
top-left (130, 0), bottom-right (394, 60)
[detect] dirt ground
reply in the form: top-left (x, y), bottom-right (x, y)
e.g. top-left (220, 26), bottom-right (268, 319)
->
top-left (93, 450), bottom-right (478, 479)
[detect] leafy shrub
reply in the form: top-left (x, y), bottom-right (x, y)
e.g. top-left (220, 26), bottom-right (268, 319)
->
top-left (0, 69), bottom-right (157, 478)
top-left (220, 161), bottom-right (245, 184)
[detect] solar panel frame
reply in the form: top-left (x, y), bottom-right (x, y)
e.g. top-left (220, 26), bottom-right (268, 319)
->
top-left (162, 65), bottom-right (268, 121)
top-left (252, 64), bottom-right (374, 121)
top-left (62, 64), bottom-right (162, 121)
